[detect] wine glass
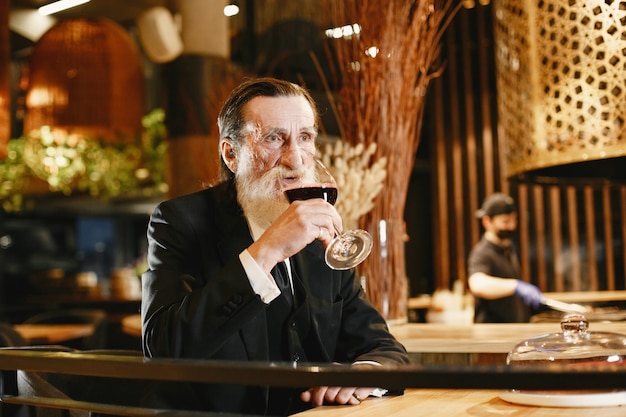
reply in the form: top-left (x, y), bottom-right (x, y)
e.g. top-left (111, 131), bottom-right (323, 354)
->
top-left (282, 155), bottom-right (373, 270)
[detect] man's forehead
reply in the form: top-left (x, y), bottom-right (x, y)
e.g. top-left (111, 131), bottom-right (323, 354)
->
top-left (241, 122), bottom-right (316, 135)
top-left (243, 96), bottom-right (315, 125)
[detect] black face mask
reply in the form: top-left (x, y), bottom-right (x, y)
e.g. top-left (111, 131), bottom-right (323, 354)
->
top-left (496, 230), bottom-right (515, 240)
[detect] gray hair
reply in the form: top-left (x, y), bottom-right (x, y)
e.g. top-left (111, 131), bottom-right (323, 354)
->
top-left (217, 77), bottom-right (320, 181)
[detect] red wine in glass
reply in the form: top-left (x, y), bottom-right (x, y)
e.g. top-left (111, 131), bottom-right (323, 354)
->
top-left (284, 184), bottom-right (338, 205)
top-left (281, 155), bottom-right (372, 270)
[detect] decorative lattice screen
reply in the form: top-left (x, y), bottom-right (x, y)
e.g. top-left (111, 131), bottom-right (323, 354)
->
top-left (493, 0), bottom-right (626, 176)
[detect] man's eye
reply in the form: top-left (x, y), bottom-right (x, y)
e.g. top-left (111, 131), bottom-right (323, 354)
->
top-left (265, 135), bottom-right (283, 146)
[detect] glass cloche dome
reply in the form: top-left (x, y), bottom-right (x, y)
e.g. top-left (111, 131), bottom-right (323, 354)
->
top-left (507, 313), bottom-right (626, 366)
top-left (500, 313), bottom-right (626, 408)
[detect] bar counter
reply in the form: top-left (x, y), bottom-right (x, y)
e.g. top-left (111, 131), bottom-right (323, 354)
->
top-left (118, 316), bottom-right (626, 363)
top-left (389, 321), bottom-right (626, 364)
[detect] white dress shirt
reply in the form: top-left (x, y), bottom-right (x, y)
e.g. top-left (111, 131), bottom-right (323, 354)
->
top-left (238, 218), bottom-right (292, 304)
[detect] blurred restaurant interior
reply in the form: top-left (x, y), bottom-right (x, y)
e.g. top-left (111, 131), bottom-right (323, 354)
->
top-left (0, 1), bottom-right (626, 416)
top-left (0, 0), bottom-right (625, 346)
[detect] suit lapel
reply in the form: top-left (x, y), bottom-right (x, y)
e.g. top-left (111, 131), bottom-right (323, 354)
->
top-left (210, 182), bottom-right (268, 362)
top-left (212, 181), bottom-right (254, 264)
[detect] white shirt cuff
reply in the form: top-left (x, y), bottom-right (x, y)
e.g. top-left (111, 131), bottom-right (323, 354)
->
top-left (239, 249), bottom-right (281, 304)
top-left (352, 361), bottom-right (388, 397)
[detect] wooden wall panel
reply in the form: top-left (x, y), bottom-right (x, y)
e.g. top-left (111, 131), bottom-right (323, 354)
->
top-left (531, 186), bottom-right (548, 290)
top-left (622, 188), bottom-right (626, 282)
top-left (584, 187), bottom-right (599, 290)
top-left (549, 187), bottom-right (563, 291)
top-left (603, 186), bottom-right (615, 291)
top-left (432, 78), bottom-right (451, 290)
top-left (566, 186), bottom-right (581, 291)
top-left (517, 184), bottom-right (531, 284)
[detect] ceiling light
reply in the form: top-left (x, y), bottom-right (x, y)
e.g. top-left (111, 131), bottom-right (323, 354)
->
top-left (9, 9), bottom-right (57, 41)
top-left (325, 24), bottom-right (361, 39)
top-left (38, 0), bottom-right (91, 16)
top-left (223, 3), bottom-right (239, 17)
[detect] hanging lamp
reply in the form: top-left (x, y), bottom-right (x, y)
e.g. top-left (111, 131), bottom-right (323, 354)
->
top-left (21, 17), bottom-right (145, 192)
top-left (24, 17), bottom-right (144, 143)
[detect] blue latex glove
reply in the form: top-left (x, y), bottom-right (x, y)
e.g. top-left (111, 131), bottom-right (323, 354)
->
top-left (514, 280), bottom-right (544, 308)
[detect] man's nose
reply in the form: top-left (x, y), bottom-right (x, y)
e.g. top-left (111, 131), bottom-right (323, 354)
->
top-left (280, 142), bottom-right (305, 169)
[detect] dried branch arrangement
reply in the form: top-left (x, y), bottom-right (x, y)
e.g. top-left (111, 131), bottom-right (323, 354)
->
top-left (320, 0), bottom-right (459, 321)
top-left (319, 140), bottom-right (387, 228)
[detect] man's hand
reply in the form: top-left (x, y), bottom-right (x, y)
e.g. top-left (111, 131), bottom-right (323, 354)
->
top-left (514, 280), bottom-right (544, 308)
top-left (300, 362), bottom-right (382, 407)
top-left (248, 199), bottom-right (342, 273)
top-left (300, 386), bottom-right (374, 407)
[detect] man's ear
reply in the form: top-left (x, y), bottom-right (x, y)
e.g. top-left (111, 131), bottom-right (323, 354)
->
top-left (220, 139), bottom-right (237, 173)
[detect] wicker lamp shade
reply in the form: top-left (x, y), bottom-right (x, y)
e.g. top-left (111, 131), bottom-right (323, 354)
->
top-left (24, 18), bottom-right (144, 142)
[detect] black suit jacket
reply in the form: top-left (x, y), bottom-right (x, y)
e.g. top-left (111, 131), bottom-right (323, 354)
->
top-left (140, 180), bottom-right (409, 415)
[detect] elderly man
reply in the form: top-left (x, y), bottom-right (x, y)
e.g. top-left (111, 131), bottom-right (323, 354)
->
top-left (141, 77), bottom-right (409, 415)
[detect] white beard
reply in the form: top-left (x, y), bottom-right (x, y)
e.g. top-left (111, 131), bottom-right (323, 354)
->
top-left (235, 150), bottom-right (290, 230)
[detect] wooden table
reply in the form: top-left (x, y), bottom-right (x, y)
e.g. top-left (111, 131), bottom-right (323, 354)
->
top-left (13, 324), bottom-right (95, 345)
top-left (389, 322), bottom-right (626, 364)
top-left (121, 314), bottom-right (141, 337)
top-left (291, 388), bottom-right (626, 416)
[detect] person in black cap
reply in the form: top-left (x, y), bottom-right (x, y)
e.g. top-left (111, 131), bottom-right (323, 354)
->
top-left (467, 193), bottom-right (544, 322)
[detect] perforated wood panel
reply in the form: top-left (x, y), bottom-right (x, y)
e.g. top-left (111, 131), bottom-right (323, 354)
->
top-left (493, 0), bottom-right (626, 176)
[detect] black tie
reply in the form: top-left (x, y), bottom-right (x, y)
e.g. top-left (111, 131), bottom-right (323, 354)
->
top-left (266, 261), bottom-right (293, 362)
top-left (274, 261), bottom-right (293, 310)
